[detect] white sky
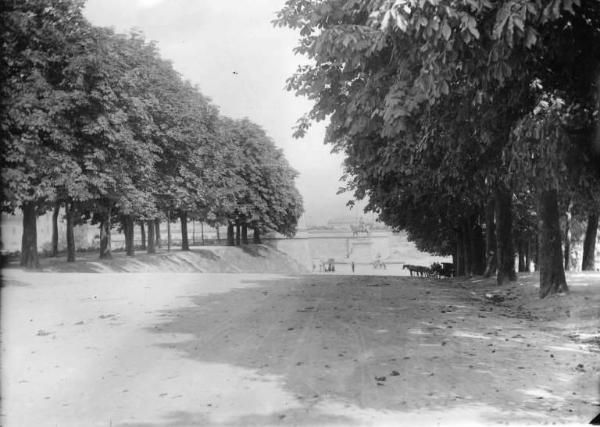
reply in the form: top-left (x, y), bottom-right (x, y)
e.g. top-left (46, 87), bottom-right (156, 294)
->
top-left (83, 0), bottom-right (367, 226)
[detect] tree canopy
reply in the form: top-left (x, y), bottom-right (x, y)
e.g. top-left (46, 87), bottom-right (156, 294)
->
top-left (2, 0), bottom-right (303, 266)
top-left (276, 0), bottom-right (600, 297)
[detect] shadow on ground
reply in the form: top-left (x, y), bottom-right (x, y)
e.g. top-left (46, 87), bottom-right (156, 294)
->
top-left (140, 274), bottom-right (599, 425)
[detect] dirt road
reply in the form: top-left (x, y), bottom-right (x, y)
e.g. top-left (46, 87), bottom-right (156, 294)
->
top-left (2, 270), bottom-right (599, 426)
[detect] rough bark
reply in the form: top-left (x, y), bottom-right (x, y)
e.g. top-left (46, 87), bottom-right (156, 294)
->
top-left (124, 215), bottom-right (135, 256)
top-left (538, 189), bottom-right (568, 298)
top-left (65, 200), bottom-right (75, 262)
top-left (180, 211), bottom-right (189, 251)
top-left (582, 213), bottom-right (598, 271)
top-left (227, 222), bottom-right (235, 246)
top-left (51, 202), bottom-right (60, 257)
top-left (253, 227), bottom-right (261, 244)
top-left (140, 222), bottom-right (146, 250)
top-left (235, 223), bottom-right (241, 246)
top-left (99, 207), bottom-right (112, 259)
top-left (483, 198), bottom-right (497, 277)
top-left (147, 220), bottom-right (156, 254)
top-left (241, 224), bottom-right (248, 244)
top-left (495, 186), bottom-right (517, 285)
top-left (20, 202), bottom-right (39, 268)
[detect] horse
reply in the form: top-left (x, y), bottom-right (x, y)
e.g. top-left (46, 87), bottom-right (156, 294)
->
top-left (350, 223), bottom-right (370, 237)
top-left (403, 264), bottom-right (430, 277)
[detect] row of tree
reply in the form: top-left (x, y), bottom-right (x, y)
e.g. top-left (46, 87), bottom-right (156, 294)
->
top-left (1, 0), bottom-right (303, 267)
top-left (276, 0), bottom-right (600, 297)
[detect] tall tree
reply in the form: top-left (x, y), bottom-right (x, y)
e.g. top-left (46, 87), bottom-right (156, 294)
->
top-left (1, 0), bottom-right (92, 267)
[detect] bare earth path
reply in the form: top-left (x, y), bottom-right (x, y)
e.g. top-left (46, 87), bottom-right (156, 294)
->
top-left (2, 270), bottom-right (599, 426)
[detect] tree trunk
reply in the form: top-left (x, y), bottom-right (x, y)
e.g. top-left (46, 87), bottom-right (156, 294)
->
top-left (253, 227), bottom-right (261, 244)
top-left (533, 237), bottom-right (540, 271)
top-left (147, 219), bottom-right (156, 254)
top-left (483, 198), bottom-right (497, 277)
top-left (461, 221), bottom-right (472, 276)
top-left (216, 225), bottom-right (220, 242)
top-left (51, 202), bottom-right (60, 257)
top-left (201, 221), bottom-right (205, 245)
top-left (99, 207), bottom-right (112, 259)
top-left (124, 215), bottom-right (135, 256)
top-left (241, 224), bottom-right (248, 244)
top-left (140, 222), bottom-right (146, 250)
top-left (582, 213), bottom-right (598, 271)
top-left (20, 202), bottom-right (39, 268)
top-left (167, 211), bottom-right (172, 252)
top-left (516, 239), bottom-right (526, 272)
top-left (65, 200), bottom-right (75, 262)
top-left (180, 211), bottom-right (189, 251)
top-left (227, 222), bottom-right (235, 246)
top-left (525, 238), bottom-right (533, 272)
top-left (563, 202), bottom-right (572, 271)
top-left (495, 186), bottom-right (516, 285)
top-left (470, 217), bottom-right (486, 275)
top-left (155, 220), bottom-right (161, 248)
top-left (455, 232), bottom-right (465, 276)
top-left (538, 189), bottom-right (568, 298)
top-left (235, 223), bottom-right (241, 246)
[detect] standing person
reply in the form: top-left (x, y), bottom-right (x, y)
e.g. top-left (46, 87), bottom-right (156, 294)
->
top-left (351, 261), bottom-right (355, 273)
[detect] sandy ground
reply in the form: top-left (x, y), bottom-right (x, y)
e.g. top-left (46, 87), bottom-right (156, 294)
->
top-left (2, 267), bottom-right (599, 426)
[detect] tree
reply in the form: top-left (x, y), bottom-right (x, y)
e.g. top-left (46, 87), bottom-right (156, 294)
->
top-left (1, 0), bottom-right (91, 267)
top-left (276, 0), bottom-right (600, 296)
top-left (222, 119), bottom-right (303, 241)
top-left (582, 213), bottom-right (599, 270)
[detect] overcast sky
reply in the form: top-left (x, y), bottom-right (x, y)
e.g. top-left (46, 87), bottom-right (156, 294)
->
top-left (83, 0), bottom-right (367, 226)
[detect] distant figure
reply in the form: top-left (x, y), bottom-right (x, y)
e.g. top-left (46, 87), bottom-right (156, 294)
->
top-left (351, 261), bottom-right (355, 273)
top-left (350, 217), bottom-right (370, 237)
top-left (312, 262), bottom-right (316, 272)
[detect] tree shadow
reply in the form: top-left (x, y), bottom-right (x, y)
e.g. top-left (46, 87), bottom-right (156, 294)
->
top-left (142, 274), bottom-right (592, 425)
top-left (239, 244), bottom-right (269, 258)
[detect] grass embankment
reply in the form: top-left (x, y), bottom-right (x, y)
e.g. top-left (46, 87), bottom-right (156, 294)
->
top-left (2, 244), bottom-right (308, 274)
